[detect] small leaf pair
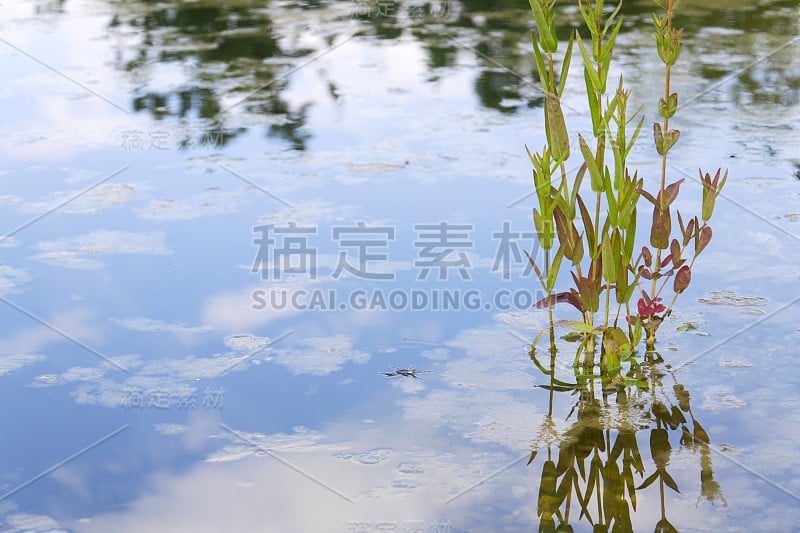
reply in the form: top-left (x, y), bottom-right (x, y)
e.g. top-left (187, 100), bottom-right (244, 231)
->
top-left (653, 122), bottom-right (680, 155)
top-left (700, 168), bottom-right (728, 222)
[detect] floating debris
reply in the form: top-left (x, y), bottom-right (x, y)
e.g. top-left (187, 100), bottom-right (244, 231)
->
top-left (719, 358), bottom-right (753, 369)
top-left (396, 462), bottom-right (424, 474)
top-left (703, 386), bottom-right (747, 411)
top-left (335, 447), bottom-right (392, 465)
top-left (698, 290), bottom-right (767, 314)
top-left (380, 366), bottom-right (433, 379)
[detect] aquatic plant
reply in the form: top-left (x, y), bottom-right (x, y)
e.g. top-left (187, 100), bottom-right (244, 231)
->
top-left (526, 0), bottom-right (728, 362)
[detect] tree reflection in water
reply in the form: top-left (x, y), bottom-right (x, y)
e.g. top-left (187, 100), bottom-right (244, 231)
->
top-left (105, 0), bottom-right (800, 151)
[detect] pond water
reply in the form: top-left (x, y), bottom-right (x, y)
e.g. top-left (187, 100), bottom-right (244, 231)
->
top-left (0, 0), bottom-right (799, 531)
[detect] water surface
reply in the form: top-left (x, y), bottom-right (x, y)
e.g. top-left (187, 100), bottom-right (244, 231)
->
top-left (0, 0), bottom-right (799, 531)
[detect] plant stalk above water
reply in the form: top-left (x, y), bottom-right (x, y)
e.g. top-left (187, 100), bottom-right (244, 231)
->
top-left (526, 0), bottom-right (728, 363)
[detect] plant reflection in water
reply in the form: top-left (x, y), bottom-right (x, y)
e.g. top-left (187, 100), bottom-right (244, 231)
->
top-left (528, 344), bottom-right (725, 532)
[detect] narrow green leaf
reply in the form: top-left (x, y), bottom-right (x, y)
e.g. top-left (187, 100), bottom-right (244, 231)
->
top-left (702, 188), bottom-right (716, 222)
top-left (529, 0), bottom-right (557, 53)
top-left (604, 171), bottom-right (618, 226)
top-left (579, 134), bottom-right (603, 192)
top-left (615, 255), bottom-right (628, 304)
top-left (586, 69), bottom-right (602, 135)
top-left (555, 319), bottom-right (596, 333)
top-left (531, 35), bottom-right (550, 93)
top-left (623, 210), bottom-right (636, 260)
top-left (603, 93), bottom-right (619, 127)
top-left (618, 189), bottom-right (636, 229)
top-left (602, 236), bottom-right (616, 282)
top-left (578, 1), bottom-right (595, 35)
top-left (632, 316), bottom-right (643, 346)
top-left (557, 31), bottom-right (575, 99)
top-left (546, 245), bottom-right (565, 291)
top-left (546, 92), bottom-right (571, 163)
top-left (569, 163), bottom-right (587, 217)
top-left (610, 139), bottom-right (624, 191)
top-left (525, 250), bottom-right (546, 287)
top-left (718, 168), bottom-right (729, 191)
top-left (552, 192), bottom-right (572, 224)
top-left (577, 193), bottom-right (597, 257)
top-left (626, 115), bottom-right (645, 157)
top-left (602, 1), bottom-right (623, 36)
top-left (598, 54), bottom-right (611, 93)
top-left (576, 33), bottom-right (602, 92)
top-left (533, 208), bottom-right (554, 250)
top-left (612, 228), bottom-right (623, 260)
top-left (525, 143), bottom-right (538, 166)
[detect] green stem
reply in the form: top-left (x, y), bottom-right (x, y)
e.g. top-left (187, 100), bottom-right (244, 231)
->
top-left (545, 247), bottom-right (556, 349)
top-left (652, 2), bottom-right (674, 302)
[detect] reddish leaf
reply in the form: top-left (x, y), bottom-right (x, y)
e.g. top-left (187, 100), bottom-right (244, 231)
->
top-left (635, 188), bottom-right (659, 206)
top-left (670, 239), bottom-right (681, 266)
top-left (673, 265), bottom-right (691, 293)
top-left (553, 205), bottom-right (570, 246)
top-left (638, 296), bottom-right (666, 317)
top-left (696, 226), bottom-right (712, 254)
top-left (642, 246), bottom-right (652, 267)
top-left (663, 179), bottom-right (685, 207)
top-left (683, 217), bottom-right (695, 247)
top-left (534, 291), bottom-right (586, 313)
top-left (650, 205), bottom-right (671, 249)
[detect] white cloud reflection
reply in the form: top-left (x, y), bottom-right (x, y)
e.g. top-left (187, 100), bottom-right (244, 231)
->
top-left (0, 353), bottom-right (45, 376)
top-left (137, 188), bottom-right (243, 221)
top-left (0, 265), bottom-right (31, 295)
top-left (24, 298), bottom-right (795, 532)
top-left (271, 335), bottom-right (370, 376)
top-left (0, 183), bottom-right (136, 215)
top-left (111, 317), bottom-right (213, 335)
top-left (33, 230), bottom-right (170, 269)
